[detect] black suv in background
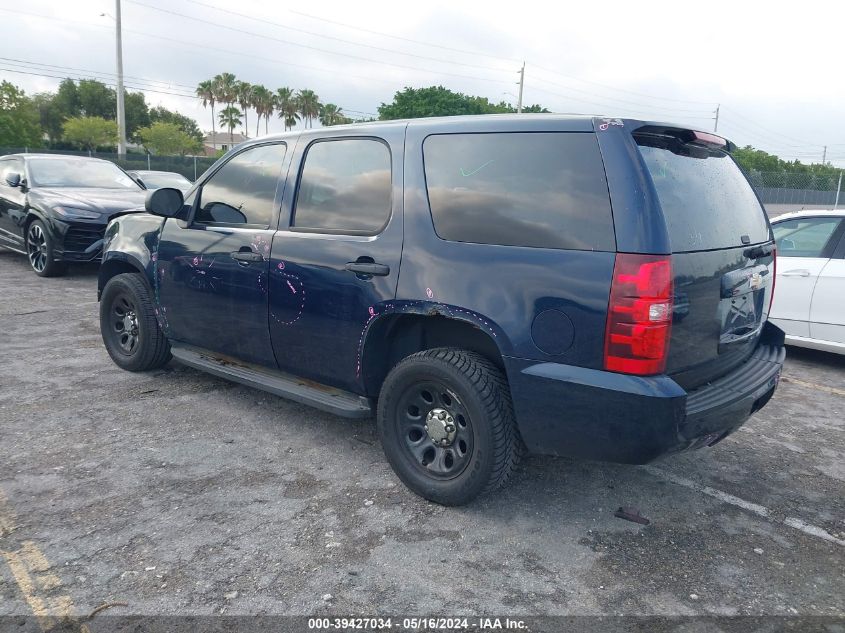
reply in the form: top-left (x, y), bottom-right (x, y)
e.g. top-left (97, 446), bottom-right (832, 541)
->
top-left (97, 115), bottom-right (785, 505)
top-left (0, 154), bottom-right (146, 276)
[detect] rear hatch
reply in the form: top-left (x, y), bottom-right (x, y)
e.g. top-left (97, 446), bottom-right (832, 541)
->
top-left (633, 126), bottom-right (775, 390)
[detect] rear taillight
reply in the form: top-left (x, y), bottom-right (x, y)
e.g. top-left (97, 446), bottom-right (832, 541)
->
top-left (604, 253), bottom-right (673, 376)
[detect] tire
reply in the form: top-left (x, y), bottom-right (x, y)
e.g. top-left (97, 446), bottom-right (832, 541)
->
top-left (26, 220), bottom-right (66, 277)
top-left (377, 348), bottom-right (522, 506)
top-left (100, 273), bottom-right (171, 372)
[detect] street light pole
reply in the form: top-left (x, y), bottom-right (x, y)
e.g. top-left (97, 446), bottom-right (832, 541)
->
top-left (516, 63), bottom-right (524, 114)
top-left (115, 0), bottom-right (127, 157)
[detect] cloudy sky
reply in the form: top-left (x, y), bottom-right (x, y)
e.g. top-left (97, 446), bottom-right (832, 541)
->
top-left (2, 0), bottom-right (844, 166)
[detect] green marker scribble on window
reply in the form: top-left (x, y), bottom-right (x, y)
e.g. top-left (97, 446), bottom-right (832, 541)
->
top-left (460, 160), bottom-right (495, 177)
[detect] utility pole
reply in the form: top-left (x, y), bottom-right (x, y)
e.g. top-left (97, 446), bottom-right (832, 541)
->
top-left (516, 63), bottom-right (525, 114)
top-left (115, 0), bottom-right (127, 157)
top-left (822, 145), bottom-right (827, 164)
top-left (714, 104), bottom-right (720, 133)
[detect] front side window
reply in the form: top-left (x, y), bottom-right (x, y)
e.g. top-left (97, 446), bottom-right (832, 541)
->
top-left (293, 138), bottom-right (392, 234)
top-left (773, 217), bottom-right (841, 258)
top-left (195, 143), bottom-right (287, 226)
top-left (423, 132), bottom-right (614, 251)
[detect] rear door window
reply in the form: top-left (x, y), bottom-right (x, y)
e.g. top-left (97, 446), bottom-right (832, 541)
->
top-left (636, 135), bottom-right (770, 252)
top-left (423, 132), bottom-right (614, 251)
top-left (773, 217), bottom-right (841, 257)
top-left (293, 138), bottom-right (392, 234)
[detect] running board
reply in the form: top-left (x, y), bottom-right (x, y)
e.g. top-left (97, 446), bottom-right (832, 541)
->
top-left (170, 344), bottom-right (373, 419)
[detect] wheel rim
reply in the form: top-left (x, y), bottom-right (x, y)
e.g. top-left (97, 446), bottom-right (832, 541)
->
top-left (395, 380), bottom-right (474, 480)
top-left (110, 293), bottom-right (140, 355)
top-left (27, 224), bottom-right (48, 272)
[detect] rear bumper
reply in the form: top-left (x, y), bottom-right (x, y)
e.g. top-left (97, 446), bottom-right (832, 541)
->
top-left (505, 323), bottom-right (785, 464)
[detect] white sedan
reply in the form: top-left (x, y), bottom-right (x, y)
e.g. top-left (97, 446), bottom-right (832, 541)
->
top-left (769, 209), bottom-right (845, 354)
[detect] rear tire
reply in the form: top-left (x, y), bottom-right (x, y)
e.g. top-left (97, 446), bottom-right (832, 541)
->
top-left (377, 348), bottom-right (522, 506)
top-left (100, 273), bottom-right (171, 371)
top-left (26, 220), bottom-right (66, 277)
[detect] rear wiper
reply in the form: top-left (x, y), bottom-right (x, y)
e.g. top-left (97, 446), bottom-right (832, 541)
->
top-left (744, 243), bottom-right (774, 259)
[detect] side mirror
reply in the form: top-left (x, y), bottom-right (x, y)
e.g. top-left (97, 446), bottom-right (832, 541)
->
top-left (145, 187), bottom-right (184, 219)
top-left (5, 172), bottom-right (21, 188)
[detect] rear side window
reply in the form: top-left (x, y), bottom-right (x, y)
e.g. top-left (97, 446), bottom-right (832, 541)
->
top-left (195, 143), bottom-right (286, 226)
top-left (636, 135), bottom-right (770, 252)
top-left (772, 217), bottom-right (841, 257)
top-left (293, 138), bottom-right (392, 234)
top-left (423, 133), bottom-right (614, 251)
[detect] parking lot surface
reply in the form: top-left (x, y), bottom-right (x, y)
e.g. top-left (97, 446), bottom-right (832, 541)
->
top-left (0, 250), bottom-right (843, 619)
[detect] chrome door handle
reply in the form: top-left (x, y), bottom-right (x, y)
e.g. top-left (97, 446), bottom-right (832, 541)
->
top-left (781, 269), bottom-right (811, 277)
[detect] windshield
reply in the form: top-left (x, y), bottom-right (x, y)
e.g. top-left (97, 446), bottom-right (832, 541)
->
top-left (28, 158), bottom-right (141, 189)
top-left (139, 172), bottom-right (192, 190)
top-left (636, 135), bottom-right (771, 252)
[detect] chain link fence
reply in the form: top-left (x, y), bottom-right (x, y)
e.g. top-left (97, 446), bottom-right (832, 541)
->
top-left (746, 170), bottom-right (844, 207)
top-left (0, 147), bottom-right (217, 182)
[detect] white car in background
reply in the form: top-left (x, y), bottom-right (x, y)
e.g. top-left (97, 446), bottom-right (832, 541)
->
top-left (769, 209), bottom-right (845, 354)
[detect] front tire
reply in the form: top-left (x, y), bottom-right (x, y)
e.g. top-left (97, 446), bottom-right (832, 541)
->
top-left (377, 348), bottom-right (522, 506)
top-left (100, 273), bottom-right (171, 371)
top-left (26, 220), bottom-right (66, 277)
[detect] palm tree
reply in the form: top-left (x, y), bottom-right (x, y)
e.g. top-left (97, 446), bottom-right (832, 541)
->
top-left (213, 73), bottom-right (238, 111)
top-left (251, 85), bottom-right (274, 136)
top-left (296, 89), bottom-right (321, 128)
top-left (236, 81), bottom-right (254, 137)
top-left (275, 87), bottom-right (295, 131)
top-left (319, 103), bottom-right (344, 127)
top-left (195, 79), bottom-right (216, 149)
top-left (218, 106), bottom-right (242, 145)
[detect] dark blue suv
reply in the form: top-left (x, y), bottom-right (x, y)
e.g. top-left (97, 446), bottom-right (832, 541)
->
top-left (98, 115), bottom-right (785, 505)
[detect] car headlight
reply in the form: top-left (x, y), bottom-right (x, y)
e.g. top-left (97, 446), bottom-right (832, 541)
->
top-left (52, 206), bottom-right (101, 220)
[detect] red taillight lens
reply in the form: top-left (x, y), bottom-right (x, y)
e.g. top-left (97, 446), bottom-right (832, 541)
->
top-left (604, 253), bottom-right (673, 376)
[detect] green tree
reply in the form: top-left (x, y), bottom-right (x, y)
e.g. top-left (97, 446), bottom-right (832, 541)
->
top-left (77, 79), bottom-right (116, 118)
top-left (148, 106), bottom-right (203, 142)
top-left (214, 73), bottom-right (238, 110)
top-left (250, 85), bottom-right (274, 136)
top-left (124, 91), bottom-right (150, 139)
top-left (378, 86), bottom-right (549, 119)
top-left (218, 106), bottom-right (242, 144)
top-left (275, 87), bottom-right (295, 131)
top-left (31, 93), bottom-right (64, 143)
top-left (236, 81), bottom-right (254, 136)
top-left (195, 79), bottom-right (216, 149)
top-left (137, 122), bottom-right (202, 155)
top-left (296, 89), bottom-right (320, 128)
top-left (318, 103), bottom-right (344, 126)
top-left (0, 81), bottom-right (43, 147)
top-left (53, 79), bottom-right (80, 119)
top-left (62, 116), bottom-right (117, 150)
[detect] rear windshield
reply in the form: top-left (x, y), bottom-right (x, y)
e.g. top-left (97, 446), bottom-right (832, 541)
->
top-left (636, 135), bottom-right (770, 252)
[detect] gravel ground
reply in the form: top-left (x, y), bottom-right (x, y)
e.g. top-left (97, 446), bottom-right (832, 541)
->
top-left (0, 250), bottom-right (843, 623)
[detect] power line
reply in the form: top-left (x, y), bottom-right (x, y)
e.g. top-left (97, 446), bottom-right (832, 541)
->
top-left (0, 57), bottom-right (198, 93)
top-left (123, 0), bottom-right (510, 86)
top-left (181, 0), bottom-right (512, 75)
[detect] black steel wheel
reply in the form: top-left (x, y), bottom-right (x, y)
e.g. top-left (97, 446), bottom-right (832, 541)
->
top-left (377, 348), bottom-right (522, 506)
top-left (396, 380), bottom-right (474, 480)
top-left (26, 220), bottom-right (65, 277)
top-left (100, 273), bottom-right (171, 372)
